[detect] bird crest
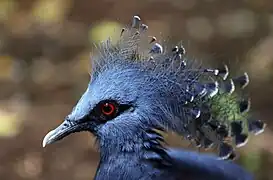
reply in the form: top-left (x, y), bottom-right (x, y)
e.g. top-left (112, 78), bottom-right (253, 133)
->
top-left (90, 15), bottom-right (266, 160)
top-left (42, 15), bottom-right (266, 164)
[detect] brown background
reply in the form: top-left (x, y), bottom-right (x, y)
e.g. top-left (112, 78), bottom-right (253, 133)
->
top-left (0, 0), bottom-right (273, 179)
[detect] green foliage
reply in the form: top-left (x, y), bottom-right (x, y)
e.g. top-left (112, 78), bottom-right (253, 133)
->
top-left (210, 92), bottom-right (249, 133)
top-left (241, 151), bottom-right (262, 173)
top-left (89, 21), bottom-right (122, 44)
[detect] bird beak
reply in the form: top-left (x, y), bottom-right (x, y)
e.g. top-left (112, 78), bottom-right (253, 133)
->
top-left (42, 120), bottom-right (79, 147)
top-left (43, 87), bottom-right (93, 148)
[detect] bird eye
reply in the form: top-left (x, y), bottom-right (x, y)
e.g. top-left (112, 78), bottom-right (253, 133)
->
top-left (101, 102), bottom-right (117, 116)
top-left (93, 100), bottom-right (131, 121)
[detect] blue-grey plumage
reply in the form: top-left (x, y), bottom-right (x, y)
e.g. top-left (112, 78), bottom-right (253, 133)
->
top-left (42, 15), bottom-right (265, 180)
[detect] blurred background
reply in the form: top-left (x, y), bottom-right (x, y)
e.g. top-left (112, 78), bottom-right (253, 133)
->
top-left (0, 0), bottom-right (272, 179)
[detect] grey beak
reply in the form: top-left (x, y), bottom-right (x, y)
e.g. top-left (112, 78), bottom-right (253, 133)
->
top-left (42, 120), bottom-right (77, 147)
top-left (43, 87), bottom-right (93, 147)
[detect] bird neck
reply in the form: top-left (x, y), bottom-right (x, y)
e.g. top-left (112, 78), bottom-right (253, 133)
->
top-left (97, 126), bottom-right (164, 161)
top-left (98, 132), bottom-right (145, 160)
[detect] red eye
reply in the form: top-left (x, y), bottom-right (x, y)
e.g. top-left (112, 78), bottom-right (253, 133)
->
top-left (101, 103), bottom-right (116, 116)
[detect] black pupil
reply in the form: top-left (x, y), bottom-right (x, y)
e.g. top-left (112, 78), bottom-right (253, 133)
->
top-left (103, 104), bottom-right (113, 113)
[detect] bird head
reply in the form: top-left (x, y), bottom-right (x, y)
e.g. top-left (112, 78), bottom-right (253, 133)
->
top-left (42, 63), bottom-right (169, 151)
top-left (42, 15), bottom-right (266, 159)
